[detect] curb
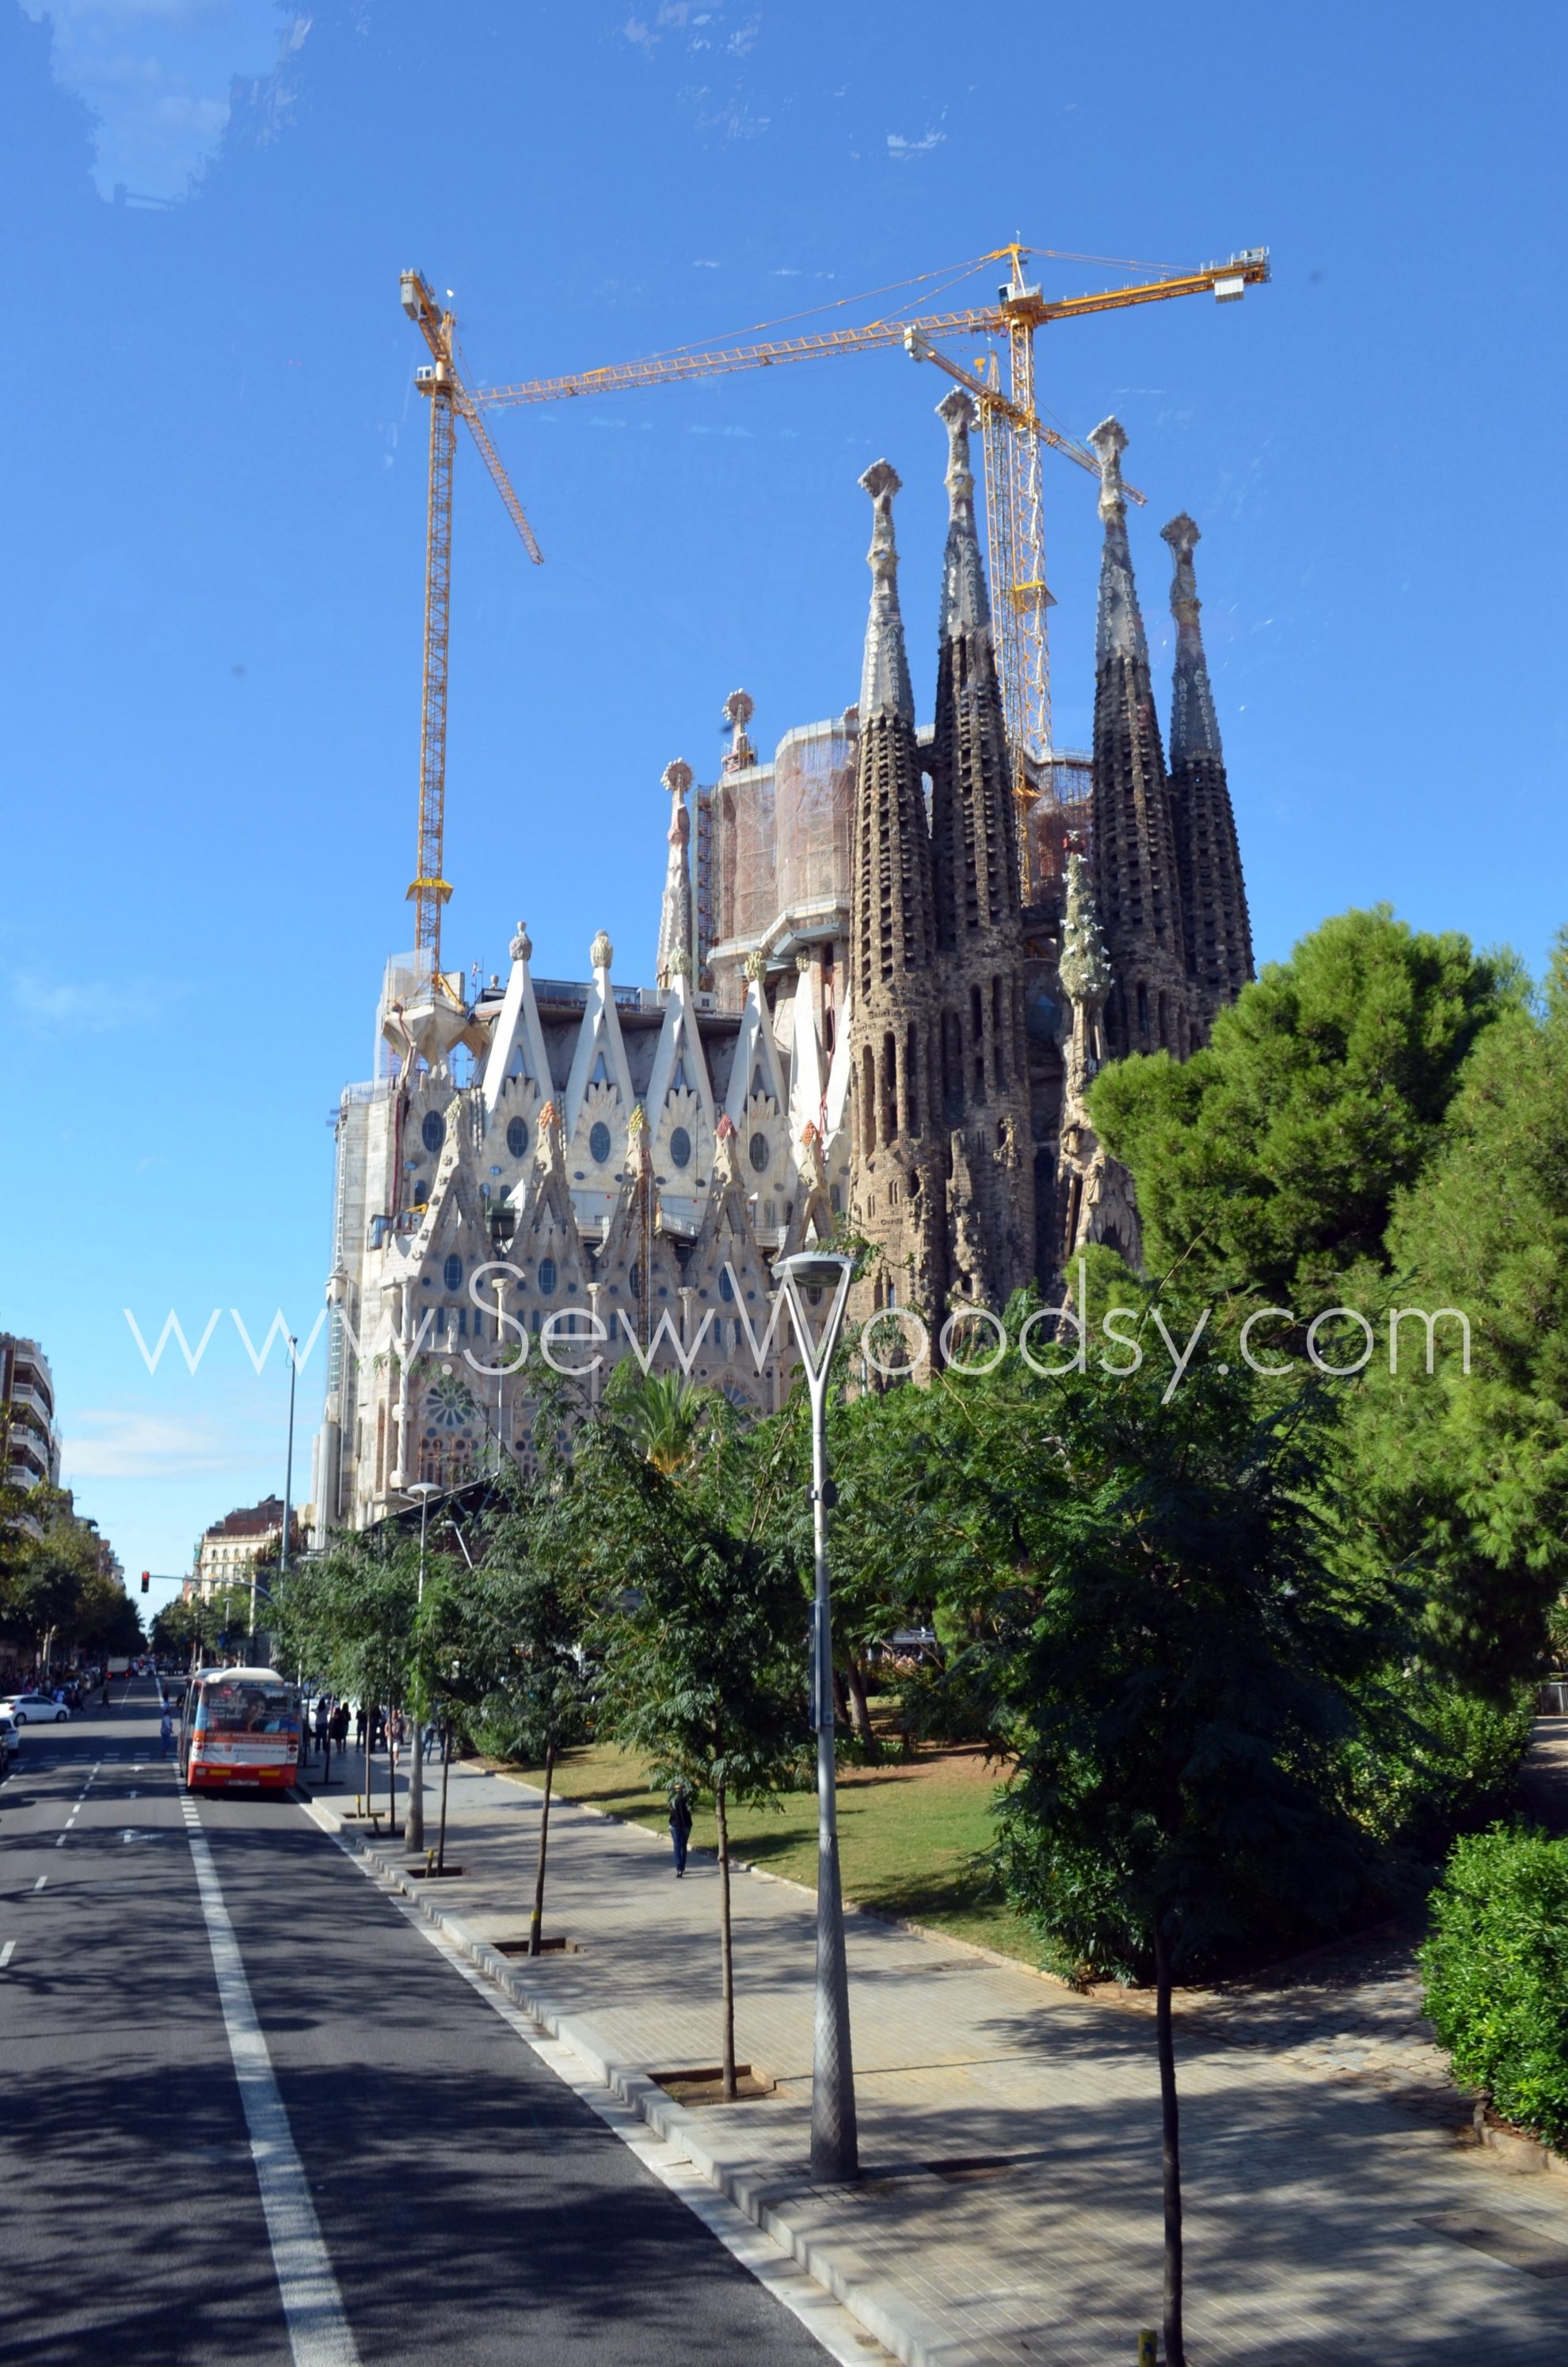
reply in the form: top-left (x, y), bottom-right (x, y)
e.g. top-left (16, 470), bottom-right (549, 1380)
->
top-left (314, 1802), bottom-right (960, 2367)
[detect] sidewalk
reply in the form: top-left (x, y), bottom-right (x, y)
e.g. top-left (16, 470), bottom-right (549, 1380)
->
top-left (312, 1753), bottom-right (1568, 2367)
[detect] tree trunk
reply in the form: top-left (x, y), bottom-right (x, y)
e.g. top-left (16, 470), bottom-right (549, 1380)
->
top-left (436, 1720), bottom-right (452, 1872)
top-left (831, 1666), bottom-right (851, 1727)
top-left (406, 1720), bottom-right (425, 1853)
top-left (1152, 1912), bottom-right (1185, 2367)
top-left (843, 1659), bottom-right (881, 1759)
top-left (528, 1738), bottom-right (556, 1956)
top-left (715, 1779), bottom-right (736, 2101)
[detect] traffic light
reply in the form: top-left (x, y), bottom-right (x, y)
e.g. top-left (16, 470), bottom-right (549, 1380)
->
top-left (140, 1571), bottom-right (150, 1594)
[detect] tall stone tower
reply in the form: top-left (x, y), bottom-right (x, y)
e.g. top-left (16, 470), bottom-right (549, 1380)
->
top-left (847, 460), bottom-right (948, 1320)
top-left (927, 389), bottom-right (1035, 1302)
top-left (1161, 513), bottom-right (1253, 1034)
top-left (1088, 417), bottom-right (1191, 1061)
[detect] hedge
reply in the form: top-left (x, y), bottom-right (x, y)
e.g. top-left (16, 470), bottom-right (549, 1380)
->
top-left (1420, 1823), bottom-right (1568, 2150)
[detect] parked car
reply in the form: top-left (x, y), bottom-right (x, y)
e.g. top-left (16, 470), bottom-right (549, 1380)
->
top-left (0, 1711), bottom-right (17, 1766)
top-left (0, 1692), bottom-right (72, 1725)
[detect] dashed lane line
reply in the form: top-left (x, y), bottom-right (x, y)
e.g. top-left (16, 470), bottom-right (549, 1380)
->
top-left (32, 1876), bottom-right (46, 1893)
top-left (180, 1797), bottom-right (360, 2367)
top-left (1, 1942), bottom-right (14, 1968)
top-left (299, 1800), bottom-right (892, 2367)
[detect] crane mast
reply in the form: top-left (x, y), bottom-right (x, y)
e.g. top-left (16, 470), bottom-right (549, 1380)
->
top-left (400, 269), bottom-right (542, 983)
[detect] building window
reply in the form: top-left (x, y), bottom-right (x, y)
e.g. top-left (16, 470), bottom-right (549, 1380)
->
top-left (421, 1109), bottom-right (445, 1155)
top-left (861, 1046), bottom-right (877, 1154)
top-left (1137, 982), bottom-right (1151, 1037)
top-left (506, 1117), bottom-right (529, 1159)
top-left (538, 1257), bottom-right (558, 1295)
top-left (629, 1262), bottom-right (642, 1300)
top-left (748, 1130), bottom-right (770, 1174)
top-left (719, 1268), bottom-right (735, 1302)
top-left (669, 1125), bottom-right (692, 1170)
top-left (410, 1177), bottom-right (429, 1207)
top-left (588, 1121), bottom-right (613, 1165)
top-left (443, 1253), bottom-right (463, 1292)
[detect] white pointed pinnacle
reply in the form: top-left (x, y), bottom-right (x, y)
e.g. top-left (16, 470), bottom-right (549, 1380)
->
top-left (860, 457), bottom-right (902, 561)
top-left (936, 386), bottom-right (978, 516)
top-left (509, 920), bottom-right (532, 963)
top-left (661, 757), bottom-right (693, 801)
top-left (1161, 512), bottom-right (1201, 618)
top-left (1089, 416), bottom-right (1129, 523)
top-left (590, 930), bottom-right (612, 973)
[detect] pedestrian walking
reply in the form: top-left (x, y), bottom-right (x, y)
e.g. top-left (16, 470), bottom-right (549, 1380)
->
top-left (355, 1703), bottom-right (367, 1750)
top-left (668, 1783), bottom-right (693, 1878)
top-left (158, 1708), bottom-right (173, 1760)
top-left (314, 1695), bottom-right (330, 1756)
top-left (330, 1702), bottom-right (349, 1752)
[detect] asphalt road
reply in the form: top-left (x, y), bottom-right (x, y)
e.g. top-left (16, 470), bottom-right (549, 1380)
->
top-left (0, 1680), bottom-right (832, 2367)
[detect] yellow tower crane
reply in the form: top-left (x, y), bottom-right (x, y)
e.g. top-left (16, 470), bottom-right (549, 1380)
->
top-left (399, 270), bottom-right (543, 980)
top-left (471, 243), bottom-right (1268, 889)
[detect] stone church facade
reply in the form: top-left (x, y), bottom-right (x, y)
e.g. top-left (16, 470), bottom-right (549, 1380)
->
top-left (311, 395), bottom-right (1249, 1536)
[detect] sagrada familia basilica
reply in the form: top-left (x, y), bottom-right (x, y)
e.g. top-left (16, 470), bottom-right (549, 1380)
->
top-left (310, 392), bottom-right (1250, 1538)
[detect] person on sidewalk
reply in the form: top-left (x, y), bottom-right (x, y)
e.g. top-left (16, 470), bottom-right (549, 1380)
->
top-left (668, 1783), bottom-right (693, 1878)
top-left (330, 1701), bottom-right (349, 1754)
top-left (159, 1708), bottom-right (173, 1758)
top-left (314, 1695), bottom-right (330, 1756)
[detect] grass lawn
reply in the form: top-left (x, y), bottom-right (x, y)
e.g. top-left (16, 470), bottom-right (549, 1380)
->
top-left (500, 1734), bottom-right (1045, 1966)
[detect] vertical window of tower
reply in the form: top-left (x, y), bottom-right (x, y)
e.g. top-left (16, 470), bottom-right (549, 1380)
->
top-left (1137, 983), bottom-right (1151, 1038)
top-left (881, 1032), bottom-right (899, 1146)
top-left (861, 1046), bottom-right (877, 1155)
top-left (991, 976), bottom-right (1007, 1091)
top-left (970, 984), bottom-right (987, 1101)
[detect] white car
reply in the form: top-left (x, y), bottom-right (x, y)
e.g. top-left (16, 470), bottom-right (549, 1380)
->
top-left (0, 1692), bottom-right (71, 1725)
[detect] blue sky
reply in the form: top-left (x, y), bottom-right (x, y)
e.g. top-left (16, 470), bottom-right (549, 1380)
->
top-left (5, 0), bottom-right (1565, 1612)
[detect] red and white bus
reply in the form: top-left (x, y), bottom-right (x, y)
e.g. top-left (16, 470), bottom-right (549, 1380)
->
top-left (180, 1667), bottom-right (302, 1794)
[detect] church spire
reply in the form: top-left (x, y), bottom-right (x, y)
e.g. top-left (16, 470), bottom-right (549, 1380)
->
top-left (847, 457), bottom-right (947, 1330)
top-left (858, 459), bottom-right (915, 725)
top-left (1087, 417), bottom-right (1189, 1059)
top-left (1162, 512), bottom-right (1221, 759)
top-left (1160, 514), bottom-right (1253, 1030)
top-left (928, 391), bottom-right (1034, 1302)
top-left (655, 758), bottom-right (695, 992)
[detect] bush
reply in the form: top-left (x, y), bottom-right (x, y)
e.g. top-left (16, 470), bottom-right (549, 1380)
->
top-left (1342, 1677), bottom-right (1535, 1859)
top-left (1420, 1824), bottom-right (1568, 2149)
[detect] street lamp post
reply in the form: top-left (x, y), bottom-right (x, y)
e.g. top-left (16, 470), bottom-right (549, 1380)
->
top-left (255, 1334), bottom-right (299, 1661)
top-left (775, 1250), bottom-right (858, 2184)
top-left (402, 1480), bottom-right (441, 1853)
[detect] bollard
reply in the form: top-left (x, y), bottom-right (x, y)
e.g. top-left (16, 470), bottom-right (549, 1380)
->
top-left (1136, 2332), bottom-right (1158, 2367)
top-left (426, 1848), bottom-right (435, 1874)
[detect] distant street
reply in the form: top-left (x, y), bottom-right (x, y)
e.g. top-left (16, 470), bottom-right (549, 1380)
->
top-left (0, 1680), bottom-right (831, 2365)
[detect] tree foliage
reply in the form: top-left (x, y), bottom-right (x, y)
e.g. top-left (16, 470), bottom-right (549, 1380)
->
top-left (1089, 907), bottom-right (1513, 1316)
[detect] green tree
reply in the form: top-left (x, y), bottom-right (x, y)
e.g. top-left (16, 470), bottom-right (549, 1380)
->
top-left (422, 1491), bottom-right (592, 1950)
top-left (577, 1397), bottom-right (809, 2099)
top-left (976, 1356), bottom-right (1397, 2367)
top-left (1346, 934), bottom-right (1568, 1695)
top-left (1089, 907), bottom-right (1513, 1319)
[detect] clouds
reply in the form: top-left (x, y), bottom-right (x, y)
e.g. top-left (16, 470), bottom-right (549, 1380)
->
top-left (21, 0), bottom-right (306, 203)
top-left (63, 1408), bottom-right (230, 1481)
top-left (886, 129), bottom-right (946, 162)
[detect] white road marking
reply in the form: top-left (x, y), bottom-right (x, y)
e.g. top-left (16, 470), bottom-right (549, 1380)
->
top-left (54, 1836), bottom-right (66, 1848)
top-left (300, 1803), bottom-right (889, 2367)
top-left (0, 1941), bottom-right (14, 1968)
top-left (32, 1875), bottom-right (47, 1892)
top-left (181, 1799), bottom-right (359, 2367)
